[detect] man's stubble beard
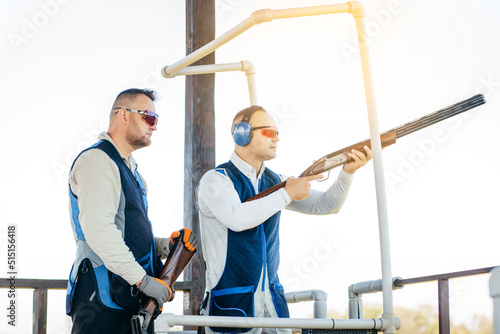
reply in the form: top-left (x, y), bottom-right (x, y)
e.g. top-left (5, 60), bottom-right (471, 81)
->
top-left (125, 119), bottom-right (151, 150)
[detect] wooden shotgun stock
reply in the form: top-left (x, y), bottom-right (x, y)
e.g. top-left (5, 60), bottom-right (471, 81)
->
top-left (131, 229), bottom-right (197, 334)
top-left (245, 94), bottom-right (486, 202)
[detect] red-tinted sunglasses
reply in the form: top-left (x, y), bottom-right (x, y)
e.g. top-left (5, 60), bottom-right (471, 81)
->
top-left (113, 107), bottom-right (159, 127)
top-left (253, 126), bottom-right (279, 139)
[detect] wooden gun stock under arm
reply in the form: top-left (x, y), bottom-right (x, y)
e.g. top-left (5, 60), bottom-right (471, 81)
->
top-left (131, 229), bottom-right (197, 334)
top-left (246, 94), bottom-right (486, 202)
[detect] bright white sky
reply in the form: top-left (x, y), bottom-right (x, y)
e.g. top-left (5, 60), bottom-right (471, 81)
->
top-left (1, 0), bottom-right (499, 333)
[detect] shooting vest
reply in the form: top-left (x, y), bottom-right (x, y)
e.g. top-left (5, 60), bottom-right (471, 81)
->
top-left (208, 161), bottom-right (290, 333)
top-left (66, 140), bottom-right (161, 314)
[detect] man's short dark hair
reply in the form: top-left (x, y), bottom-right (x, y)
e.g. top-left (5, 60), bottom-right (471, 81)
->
top-left (116, 88), bottom-right (158, 102)
top-left (231, 105), bottom-right (266, 133)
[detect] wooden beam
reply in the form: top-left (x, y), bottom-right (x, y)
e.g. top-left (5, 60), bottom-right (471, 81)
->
top-left (184, 0), bottom-right (215, 321)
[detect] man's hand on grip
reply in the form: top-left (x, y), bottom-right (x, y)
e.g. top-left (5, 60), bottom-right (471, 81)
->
top-left (284, 174), bottom-right (324, 201)
top-left (137, 275), bottom-right (172, 308)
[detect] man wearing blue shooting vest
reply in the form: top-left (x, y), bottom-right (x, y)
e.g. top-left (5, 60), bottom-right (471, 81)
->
top-left (197, 105), bottom-right (372, 334)
top-left (66, 88), bottom-right (197, 333)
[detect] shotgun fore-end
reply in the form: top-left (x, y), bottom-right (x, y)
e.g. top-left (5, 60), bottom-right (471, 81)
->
top-left (299, 131), bottom-right (396, 176)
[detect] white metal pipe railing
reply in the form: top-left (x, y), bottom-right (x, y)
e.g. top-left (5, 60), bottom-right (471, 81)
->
top-left (159, 313), bottom-right (387, 331)
top-left (348, 277), bottom-right (403, 319)
top-left (162, 2), bottom-right (396, 332)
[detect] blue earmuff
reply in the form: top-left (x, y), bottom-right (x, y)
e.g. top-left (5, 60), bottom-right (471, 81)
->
top-left (232, 105), bottom-right (262, 146)
top-left (233, 122), bottom-right (253, 146)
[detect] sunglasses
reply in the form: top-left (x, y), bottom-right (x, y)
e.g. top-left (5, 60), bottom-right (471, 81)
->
top-left (253, 126), bottom-right (279, 139)
top-left (113, 107), bottom-right (159, 127)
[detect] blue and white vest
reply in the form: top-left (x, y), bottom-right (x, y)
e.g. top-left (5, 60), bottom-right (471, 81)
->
top-left (207, 161), bottom-right (290, 333)
top-left (66, 140), bottom-right (162, 314)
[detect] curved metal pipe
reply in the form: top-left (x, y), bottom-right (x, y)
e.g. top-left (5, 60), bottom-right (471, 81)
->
top-left (286, 289), bottom-right (328, 318)
top-left (161, 61), bottom-right (258, 105)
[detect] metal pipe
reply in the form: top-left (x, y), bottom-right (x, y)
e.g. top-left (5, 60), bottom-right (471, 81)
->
top-left (161, 314), bottom-right (383, 330)
top-left (161, 61), bottom-right (258, 105)
top-left (489, 267), bottom-right (500, 334)
top-left (348, 277), bottom-right (403, 320)
top-left (349, 277), bottom-right (403, 297)
top-left (286, 289), bottom-right (327, 303)
top-left (286, 290), bottom-right (328, 318)
top-left (162, 3), bottom-right (356, 77)
top-left (241, 60), bottom-right (258, 105)
top-left (269, 3), bottom-right (351, 20)
top-left (164, 18), bottom-right (256, 76)
top-left (162, 63), bottom-right (245, 78)
top-left (352, 7), bottom-right (396, 333)
top-left (348, 295), bottom-right (363, 320)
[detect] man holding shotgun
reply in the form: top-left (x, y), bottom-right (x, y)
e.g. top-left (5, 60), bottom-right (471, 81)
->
top-left (66, 88), bottom-right (197, 333)
top-left (196, 105), bottom-right (372, 334)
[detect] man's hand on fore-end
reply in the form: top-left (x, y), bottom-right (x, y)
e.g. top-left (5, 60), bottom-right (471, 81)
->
top-left (170, 228), bottom-right (198, 252)
top-left (343, 145), bottom-right (372, 174)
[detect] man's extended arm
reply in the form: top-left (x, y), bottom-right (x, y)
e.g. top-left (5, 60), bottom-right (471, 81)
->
top-left (286, 169), bottom-right (354, 214)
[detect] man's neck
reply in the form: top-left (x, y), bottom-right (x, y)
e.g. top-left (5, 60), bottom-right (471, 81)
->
top-left (108, 132), bottom-right (133, 159)
top-left (235, 151), bottom-right (263, 175)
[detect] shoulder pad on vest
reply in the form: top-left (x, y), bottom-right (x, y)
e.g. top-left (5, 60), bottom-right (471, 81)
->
top-left (214, 168), bottom-right (227, 176)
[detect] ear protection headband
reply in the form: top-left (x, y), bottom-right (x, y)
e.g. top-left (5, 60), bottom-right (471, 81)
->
top-left (232, 105), bottom-right (263, 146)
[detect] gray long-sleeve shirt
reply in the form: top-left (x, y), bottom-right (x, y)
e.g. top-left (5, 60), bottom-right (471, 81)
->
top-left (69, 132), bottom-right (147, 285)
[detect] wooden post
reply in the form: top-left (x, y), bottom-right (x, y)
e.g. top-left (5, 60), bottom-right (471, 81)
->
top-left (33, 288), bottom-right (48, 334)
top-left (184, 0), bottom-right (215, 320)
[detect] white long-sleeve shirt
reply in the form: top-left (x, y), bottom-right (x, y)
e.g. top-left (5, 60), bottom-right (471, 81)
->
top-left (197, 151), bottom-right (354, 334)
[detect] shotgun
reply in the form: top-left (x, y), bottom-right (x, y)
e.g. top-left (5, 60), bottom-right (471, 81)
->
top-left (246, 94), bottom-right (486, 202)
top-left (131, 228), bottom-right (197, 334)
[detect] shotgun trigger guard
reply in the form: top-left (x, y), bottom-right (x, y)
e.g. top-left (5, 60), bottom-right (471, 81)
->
top-left (317, 170), bottom-right (331, 182)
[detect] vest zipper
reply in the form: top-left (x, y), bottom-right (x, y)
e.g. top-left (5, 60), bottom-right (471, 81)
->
top-left (257, 176), bottom-right (267, 292)
top-left (260, 224), bottom-right (266, 292)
